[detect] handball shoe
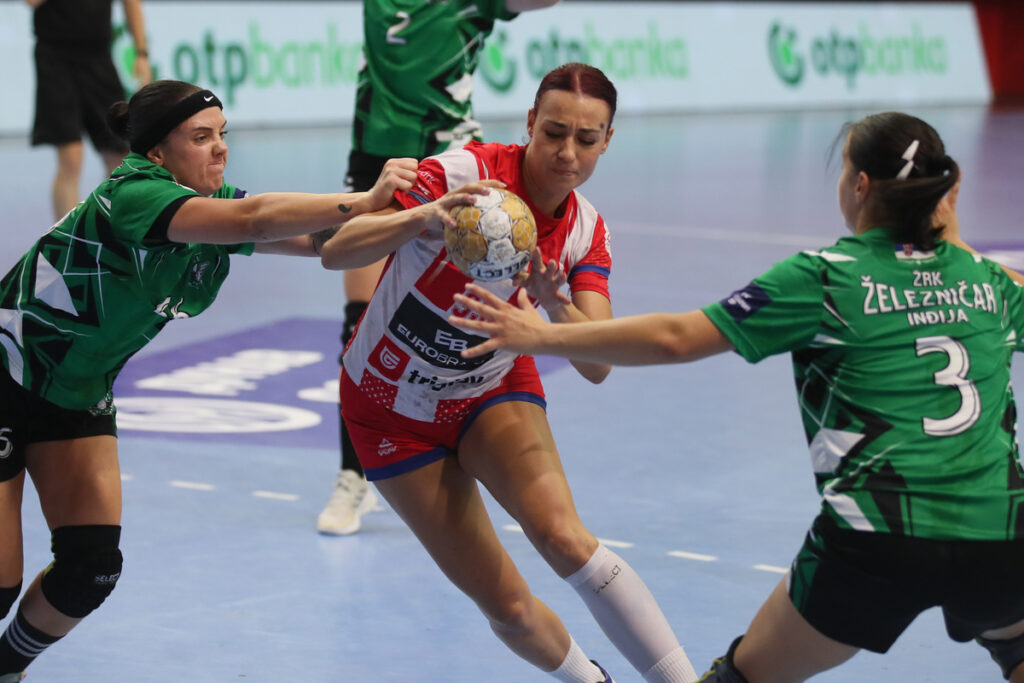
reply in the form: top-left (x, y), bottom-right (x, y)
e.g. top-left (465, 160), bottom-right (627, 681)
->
top-left (317, 469), bottom-right (377, 535)
top-left (591, 660), bottom-right (615, 683)
top-left (0, 673), bottom-right (25, 682)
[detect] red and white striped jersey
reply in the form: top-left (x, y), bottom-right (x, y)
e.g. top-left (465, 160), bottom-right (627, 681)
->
top-left (342, 141), bottom-right (611, 424)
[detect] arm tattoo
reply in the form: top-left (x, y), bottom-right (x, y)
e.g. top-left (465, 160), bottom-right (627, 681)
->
top-left (337, 203), bottom-right (353, 213)
top-left (311, 226), bottom-right (339, 256)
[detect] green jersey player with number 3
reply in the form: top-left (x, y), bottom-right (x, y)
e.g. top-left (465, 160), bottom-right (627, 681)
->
top-left (451, 112), bottom-right (1024, 683)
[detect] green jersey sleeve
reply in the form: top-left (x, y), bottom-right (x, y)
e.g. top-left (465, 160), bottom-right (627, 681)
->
top-left (703, 251), bottom-right (825, 363)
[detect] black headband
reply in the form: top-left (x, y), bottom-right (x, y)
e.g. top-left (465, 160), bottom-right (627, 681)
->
top-left (130, 89), bottom-right (224, 155)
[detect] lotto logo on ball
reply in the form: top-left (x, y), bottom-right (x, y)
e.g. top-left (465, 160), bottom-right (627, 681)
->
top-left (445, 188), bottom-right (537, 282)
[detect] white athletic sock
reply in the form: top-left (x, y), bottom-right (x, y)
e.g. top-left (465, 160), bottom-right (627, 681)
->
top-left (565, 544), bottom-right (698, 683)
top-left (550, 637), bottom-right (604, 682)
top-left (643, 646), bottom-right (699, 683)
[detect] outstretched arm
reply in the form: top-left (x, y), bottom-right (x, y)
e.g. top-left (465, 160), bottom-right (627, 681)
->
top-left (451, 284), bottom-right (734, 366)
top-left (515, 250), bottom-right (613, 383)
top-left (167, 158), bottom-right (418, 245)
top-left (319, 180), bottom-right (504, 270)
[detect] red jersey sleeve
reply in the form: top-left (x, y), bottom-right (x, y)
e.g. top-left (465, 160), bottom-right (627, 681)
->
top-left (567, 215), bottom-right (611, 299)
top-left (395, 159), bottom-right (449, 210)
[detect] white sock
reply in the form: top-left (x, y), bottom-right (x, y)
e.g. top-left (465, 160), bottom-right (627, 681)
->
top-left (565, 544), bottom-right (698, 682)
top-left (550, 637), bottom-right (605, 682)
top-left (643, 646), bottom-right (699, 683)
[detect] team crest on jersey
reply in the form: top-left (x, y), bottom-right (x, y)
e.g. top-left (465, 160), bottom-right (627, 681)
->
top-left (190, 260), bottom-right (211, 285)
top-left (368, 336), bottom-right (410, 381)
top-left (720, 282), bottom-right (771, 322)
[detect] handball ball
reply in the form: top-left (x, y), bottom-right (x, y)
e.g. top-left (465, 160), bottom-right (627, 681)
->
top-left (445, 188), bottom-right (538, 282)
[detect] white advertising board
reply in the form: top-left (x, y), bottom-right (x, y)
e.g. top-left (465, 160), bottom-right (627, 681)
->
top-left (0, 1), bottom-right (990, 135)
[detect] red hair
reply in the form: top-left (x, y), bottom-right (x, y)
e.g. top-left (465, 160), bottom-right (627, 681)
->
top-left (532, 63), bottom-right (617, 126)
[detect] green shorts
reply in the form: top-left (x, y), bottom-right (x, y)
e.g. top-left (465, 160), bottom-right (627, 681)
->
top-left (788, 514), bottom-right (1024, 652)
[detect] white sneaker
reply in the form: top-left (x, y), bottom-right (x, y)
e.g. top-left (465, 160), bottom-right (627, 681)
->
top-left (316, 470), bottom-right (377, 535)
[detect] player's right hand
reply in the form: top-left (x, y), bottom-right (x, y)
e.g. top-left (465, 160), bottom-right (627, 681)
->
top-left (366, 158), bottom-right (419, 211)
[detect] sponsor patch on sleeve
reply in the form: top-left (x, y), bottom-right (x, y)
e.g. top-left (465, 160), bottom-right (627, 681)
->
top-left (719, 282), bottom-right (772, 322)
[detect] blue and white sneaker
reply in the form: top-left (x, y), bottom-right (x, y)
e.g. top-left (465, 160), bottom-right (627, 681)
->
top-left (590, 660), bottom-right (615, 683)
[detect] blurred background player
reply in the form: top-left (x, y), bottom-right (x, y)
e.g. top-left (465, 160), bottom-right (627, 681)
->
top-left (25, 0), bottom-right (152, 222)
top-left (318, 0), bottom-right (562, 535)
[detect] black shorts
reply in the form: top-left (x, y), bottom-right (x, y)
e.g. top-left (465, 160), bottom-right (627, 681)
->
top-left (31, 42), bottom-right (129, 153)
top-left (788, 514), bottom-right (1024, 652)
top-left (0, 370), bottom-right (117, 483)
top-left (345, 150), bottom-right (392, 193)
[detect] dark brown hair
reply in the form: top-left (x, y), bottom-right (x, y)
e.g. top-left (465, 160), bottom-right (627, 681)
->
top-left (838, 112), bottom-right (959, 250)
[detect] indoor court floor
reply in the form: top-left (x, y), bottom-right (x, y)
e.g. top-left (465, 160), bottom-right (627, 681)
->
top-left (1, 103), bottom-right (1023, 681)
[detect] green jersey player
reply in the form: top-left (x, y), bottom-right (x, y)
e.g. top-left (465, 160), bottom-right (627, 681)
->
top-left (324, 0), bottom-right (561, 537)
top-left (0, 79), bottom-right (427, 680)
top-left (451, 112), bottom-right (1024, 683)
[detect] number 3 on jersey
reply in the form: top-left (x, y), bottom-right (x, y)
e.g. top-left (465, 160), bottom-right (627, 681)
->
top-left (915, 335), bottom-right (981, 437)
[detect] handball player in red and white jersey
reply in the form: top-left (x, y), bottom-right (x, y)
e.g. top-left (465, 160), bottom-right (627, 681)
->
top-left (319, 63), bottom-right (698, 683)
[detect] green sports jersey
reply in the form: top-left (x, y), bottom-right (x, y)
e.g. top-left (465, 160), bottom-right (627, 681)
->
top-left (352, 0), bottom-right (516, 159)
top-left (704, 227), bottom-right (1024, 541)
top-left (0, 153), bottom-right (254, 411)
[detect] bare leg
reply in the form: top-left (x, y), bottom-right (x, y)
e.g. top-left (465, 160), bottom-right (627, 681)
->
top-left (733, 579), bottom-right (860, 683)
top-left (20, 436), bottom-right (121, 636)
top-left (0, 472), bottom-right (26, 596)
top-left (100, 149), bottom-right (126, 176)
top-left (980, 619), bottom-right (1024, 683)
top-left (52, 142), bottom-right (84, 221)
top-left (373, 456), bottom-right (572, 671)
top-left (343, 259), bottom-right (387, 305)
top-left (460, 401), bottom-right (692, 680)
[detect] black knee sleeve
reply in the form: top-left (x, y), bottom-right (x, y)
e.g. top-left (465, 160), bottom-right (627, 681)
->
top-left (40, 525), bottom-right (122, 619)
top-left (0, 581), bottom-right (21, 620)
top-left (340, 300), bottom-right (369, 353)
top-left (698, 637), bottom-right (751, 683)
top-left (978, 632), bottom-right (1024, 680)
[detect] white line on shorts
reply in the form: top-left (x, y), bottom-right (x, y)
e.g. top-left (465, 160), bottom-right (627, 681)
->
top-left (252, 490), bottom-right (300, 502)
top-left (667, 550), bottom-right (718, 562)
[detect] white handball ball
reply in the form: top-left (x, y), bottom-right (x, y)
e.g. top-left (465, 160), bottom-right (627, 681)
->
top-left (445, 188), bottom-right (538, 282)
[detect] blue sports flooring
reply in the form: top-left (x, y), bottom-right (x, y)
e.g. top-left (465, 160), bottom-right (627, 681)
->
top-left (2, 104), bottom-right (1024, 681)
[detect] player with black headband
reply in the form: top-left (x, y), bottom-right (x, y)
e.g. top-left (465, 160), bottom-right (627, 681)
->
top-left (0, 79), bottom-right (489, 680)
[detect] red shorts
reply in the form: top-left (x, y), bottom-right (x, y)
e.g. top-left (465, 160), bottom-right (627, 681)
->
top-left (340, 356), bottom-right (545, 481)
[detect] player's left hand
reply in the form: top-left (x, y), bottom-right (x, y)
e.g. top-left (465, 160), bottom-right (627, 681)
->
top-left (366, 158), bottom-right (419, 211)
top-left (514, 249), bottom-right (570, 309)
top-left (450, 285), bottom-right (546, 358)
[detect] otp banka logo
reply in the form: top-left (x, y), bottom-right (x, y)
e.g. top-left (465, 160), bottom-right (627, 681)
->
top-left (480, 29), bottom-right (516, 93)
top-left (0, 427), bottom-right (12, 459)
top-left (768, 20), bottom-right (949, 90)
top-left (768, 23), bottom-right (804, 86)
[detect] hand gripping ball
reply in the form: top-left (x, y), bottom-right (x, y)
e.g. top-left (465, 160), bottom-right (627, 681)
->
top-left (444, 188), bottom-right (538, 282)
